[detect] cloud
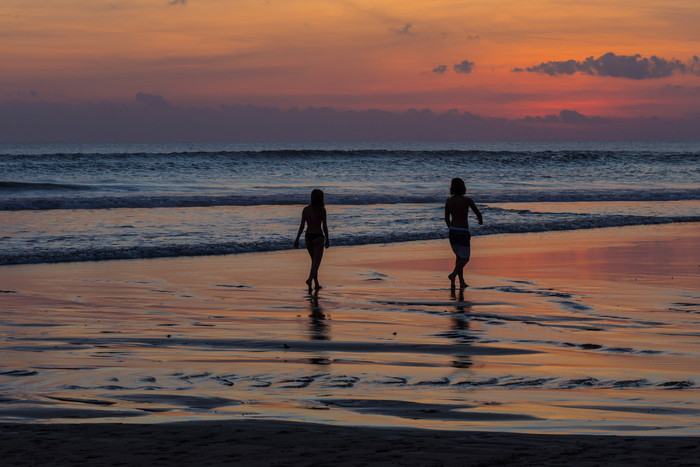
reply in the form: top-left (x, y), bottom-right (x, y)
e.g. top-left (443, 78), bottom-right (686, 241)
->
top-left (135, 92), bottom-right (171, 108)
top-left (520, 110), bottom-right (607, 125)
top-left (1, 100), bottom-right (698, 142)
top-left (690, 56), bottom-right (700, 76)
top-left (168, 0), bottom-right (186, 5)
top-left (7, 90), bottom-right (39, 97)
top-left (516, 52), bottom-right (698, 79)
top-left (390, 23), bottom-right (413, 36)
top-left (453, 60), bottom-right (475, 74)
top-left (431, 62), bottom-right (474, 74)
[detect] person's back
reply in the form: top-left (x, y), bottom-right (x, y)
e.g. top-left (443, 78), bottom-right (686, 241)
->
top-left (303, 205), bottom-right (325, 234)
top-left (445, 195), bottom-right (474, 229)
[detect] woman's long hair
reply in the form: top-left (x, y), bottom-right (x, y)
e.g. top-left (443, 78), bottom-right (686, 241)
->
top-left (450, 178), bottom-right (466, 196)
top-left (310, 189), bottom-right (325, 216)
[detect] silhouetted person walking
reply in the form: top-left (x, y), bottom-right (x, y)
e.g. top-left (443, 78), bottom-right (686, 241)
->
top-left (294, 189), bottom-right (330, 293)
top-left (445, 178), bottom-right (482, 289)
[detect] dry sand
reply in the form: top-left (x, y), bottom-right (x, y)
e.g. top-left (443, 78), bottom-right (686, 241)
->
top-left (1, 223), bottom-right (698, 465)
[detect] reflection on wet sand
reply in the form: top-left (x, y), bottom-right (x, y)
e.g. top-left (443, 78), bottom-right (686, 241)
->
top-left (307, 292), bottom-right (330, 341)
top-left (449, 288), bottom-right (473, 369)
top-left (306, 292), bottom-right (331, 366)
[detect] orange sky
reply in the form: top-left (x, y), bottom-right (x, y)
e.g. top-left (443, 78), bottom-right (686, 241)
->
top-left (2, 0), bottom-right (699, 119)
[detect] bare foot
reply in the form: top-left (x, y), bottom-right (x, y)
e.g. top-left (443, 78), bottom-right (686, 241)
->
top-left (448, 273), bottom-right (457, 289)
top-left (459, 281), bottom-right (468, 289)
top-left (306, 279), bottom-right (313, 292)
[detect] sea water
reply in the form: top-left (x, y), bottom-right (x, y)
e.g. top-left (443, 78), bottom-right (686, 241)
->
top-left (1, 141), bottom-right (698, 265)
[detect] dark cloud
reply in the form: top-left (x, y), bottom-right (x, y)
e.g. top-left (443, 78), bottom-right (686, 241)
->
top-left (690, 56), bottom-right (700, 76)
top-left (525, 59), bottom-right (579, 76)
top-left (466, 34), bottom-right (480, 40)
top-left (135, 92), bottom-right (171, 108)
top-left (516, 52), bottom-right (697, 79)
top-left (453, 60), bottom-right (474, 74)
top-left (3, 100), bottom-right (696, 142)
top-left (391, 23), bottom-right (413, 36)
top-left (520, 110), bottom-right (607, 125)
top-left (168, 0), bottom-right (186, 5)
top-left (8, 90), bottom-right (38, 97)
top-left (432, 65), bottom-right (447, 74)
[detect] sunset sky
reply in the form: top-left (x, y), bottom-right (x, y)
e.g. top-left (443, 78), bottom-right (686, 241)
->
top-left (1, 0), bottom-right (699, 141)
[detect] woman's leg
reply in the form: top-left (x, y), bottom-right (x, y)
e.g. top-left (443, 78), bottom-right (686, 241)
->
top-left (309, 237), bottom-right (325, 289)
top-left (305, 239), bottom-right (315, 291)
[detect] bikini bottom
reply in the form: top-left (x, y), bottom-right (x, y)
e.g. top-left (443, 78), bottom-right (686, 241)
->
top-left (305, 233), bottom-right (325, 244)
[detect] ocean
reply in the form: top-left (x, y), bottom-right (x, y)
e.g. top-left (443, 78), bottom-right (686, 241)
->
top-left (1, 141), bottom-right (698, 265)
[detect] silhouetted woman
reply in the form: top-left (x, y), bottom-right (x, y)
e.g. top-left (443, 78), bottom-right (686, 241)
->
top-left (294, 189), bottom-right (330, 292)
top-left (445, 177), bottom-right (482, 289)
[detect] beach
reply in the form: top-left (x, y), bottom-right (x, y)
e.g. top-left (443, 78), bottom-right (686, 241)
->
top-left (2, 419), bottom-right (699, 466)
top-left (1, 223), bottom-right (698, 464)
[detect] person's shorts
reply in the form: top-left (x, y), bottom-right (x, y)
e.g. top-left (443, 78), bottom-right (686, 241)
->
top-left (449, 227), bottom-right (471, 260)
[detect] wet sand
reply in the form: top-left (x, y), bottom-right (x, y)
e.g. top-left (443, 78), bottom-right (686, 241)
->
top-left (0, 223), bottom-right (698, 464)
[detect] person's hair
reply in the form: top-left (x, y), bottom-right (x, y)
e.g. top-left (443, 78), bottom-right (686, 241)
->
top-left (450, 177), bottom-right (466, 196)
top-left (310, 189), bottom-right (325, 215)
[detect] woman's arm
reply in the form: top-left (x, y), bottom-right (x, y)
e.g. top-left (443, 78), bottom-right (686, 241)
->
top-left (294, 215), bottom-right (305, 248)
top-left (322, 209), bottom-right (330, 248)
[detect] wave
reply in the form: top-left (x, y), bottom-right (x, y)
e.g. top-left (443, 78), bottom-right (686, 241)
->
top-left (0, 181), bottom-right (94, 192)
top-left (2, 187), bottom-right (698, 211)
top-left (2, 216), bottom-right (697, 266)
top-left (0, 143), bottom-right (700, 160)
